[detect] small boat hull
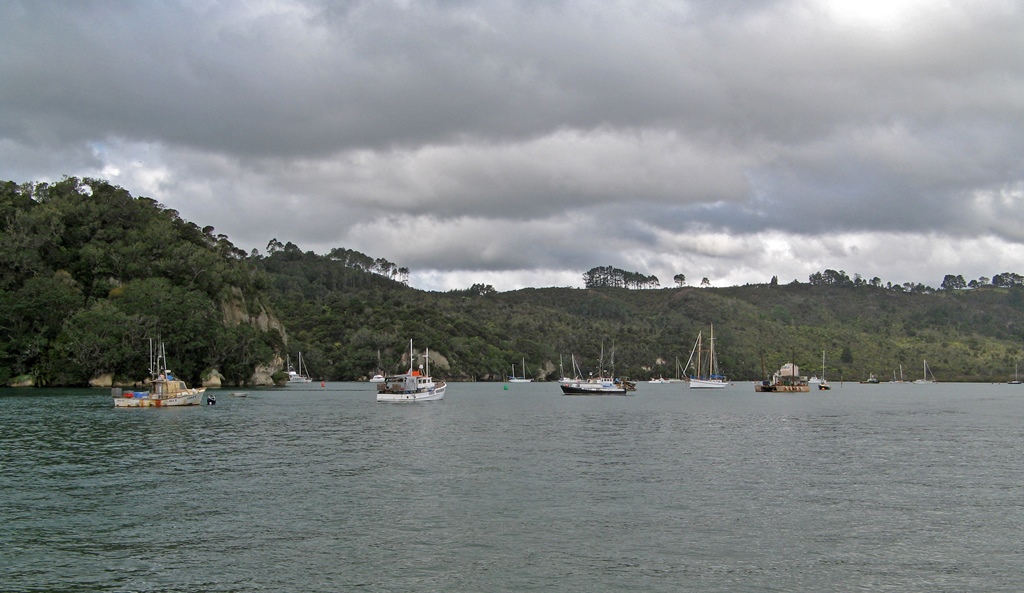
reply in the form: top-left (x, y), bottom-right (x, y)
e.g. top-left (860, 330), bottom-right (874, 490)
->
top-left (376, 382), bottom-right (446, 402)
top-left (560, 381), bottom-right (628, 395)
top-left (755, 383), bottom-right (811, 393)
top-left (113, 389), bottom-right (204, 407)
top-left (688, 378), bottom-right (728, 389)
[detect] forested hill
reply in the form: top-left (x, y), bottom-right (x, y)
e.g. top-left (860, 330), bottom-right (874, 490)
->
top-left (267, 249), bottom-right (1024, 383)
top-left (0, 178), bottom-right (283, 386)
top-left (3, 178), bottom-right (1023, 386)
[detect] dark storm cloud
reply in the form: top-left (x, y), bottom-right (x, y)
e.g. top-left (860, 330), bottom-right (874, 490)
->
top-left (1, 0), bottom-right (1023, 290)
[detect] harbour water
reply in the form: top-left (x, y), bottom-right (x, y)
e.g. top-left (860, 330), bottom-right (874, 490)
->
top-left (2, 381), bottom-right (1023, 592)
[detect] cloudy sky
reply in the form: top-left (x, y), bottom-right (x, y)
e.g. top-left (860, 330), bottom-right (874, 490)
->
top-left (2, 0), bottom-right (1023, 291)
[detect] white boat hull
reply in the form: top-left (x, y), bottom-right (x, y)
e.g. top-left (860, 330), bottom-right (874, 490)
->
top-left (376, 382), bottom-right (446, 402)
top-left (688, 378), bottom-right (728, 389)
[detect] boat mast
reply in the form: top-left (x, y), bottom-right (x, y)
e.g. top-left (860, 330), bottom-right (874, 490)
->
top-left (709, 324), bottom-right (718, 378)
top-left (696, 331), bottom-right (703, 380)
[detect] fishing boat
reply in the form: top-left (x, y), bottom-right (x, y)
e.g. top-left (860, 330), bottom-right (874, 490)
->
top-left (560, 350), bottom-right (632, 395)
top-left (112, 341), bottom-right (206, 407)
top-left (860, 373), bottom-right (880, 384)
top-left (287, 352), bottom-right (312, 383)
top-left (755, 362), bottom-right (810, 392)
top-left (376, 340), bottom-right (446, 402)
top-left (913, 360), bottom-right (936, 384)
top-left (818, 350), bottom-right (831, 390)
top-left (508, 358), bottom-right (533, 382)
top-left (684, 324), bottom-right (728, 389)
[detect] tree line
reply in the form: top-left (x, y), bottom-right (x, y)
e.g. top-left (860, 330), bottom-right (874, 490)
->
top-left (4, 176), bottom-right (1024, 386)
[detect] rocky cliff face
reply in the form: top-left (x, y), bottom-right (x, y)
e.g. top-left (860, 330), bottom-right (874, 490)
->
top-left (221, 286), bottom-right (285, 335)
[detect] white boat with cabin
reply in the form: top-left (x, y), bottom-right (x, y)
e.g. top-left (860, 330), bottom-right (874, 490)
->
top-left (508, 358), bottom-right (533, 382)
top-left (376, 340), bottom-right (446, 402)
top-left (113, 341), bottom-right (205, 407)
top-left (287, 352), bottom-right (312, 383)
top-left (913, 360), bottom-right (936, 384)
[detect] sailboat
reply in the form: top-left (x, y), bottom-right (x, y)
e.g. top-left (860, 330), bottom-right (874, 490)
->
top-left (558, 354), bottom-right (575, 383)
top-left (890, 364), bottom-right (906, 384)
top-left (685, 324), bottom-right (728, 389)
top-left (287, 352), bottom-right (312, 383)
top-left (1009, 364), bottom-right (1021, 385)
top-left (818, 350), bottom-right (831, 390)
top-left (508, 358), bottom-right (533, 382)
top-left (369, 349), bottom-right (385, 383)
top-left (913, 360), bottom-right (936, 384)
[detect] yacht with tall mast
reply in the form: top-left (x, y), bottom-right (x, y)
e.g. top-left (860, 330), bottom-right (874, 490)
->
top-left (685, 324), bottom-right (728, 389)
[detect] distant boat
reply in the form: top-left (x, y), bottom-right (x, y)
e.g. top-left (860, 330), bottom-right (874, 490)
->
top-left (648, 376), bottom-right (670, 384)
top-left (369, 350), bottom-right (385, 383)
top-left (890, 364), bottom-right (906, 384)
top-left (560, 346), bottom-right (632, 395)
top-left (860, 373), bottom-right (880, 384)
top-left (287, 352), bottom-right (312, 383)
top-left (230, 392), bottom-right (248, 397)
top-left (1009, 364), bottom-right (1021, 385)
top-left (685, 324), bottom-right (728, 389)
top-left (508, 358), bottom-right (533, 382)
top-left (113, 341), bottom-right (205, 407)
top-left (913, 360), bottom-right (936, 384)
top-left (557, 354), bottom-right (575, 384)
top-left (376, 340), bottom-right (445, 402)
top-left (668, 357), bottom-right (687, 383)
top-left (755, 362), bottom-right (810, 392)
top-left (818, 350), bottom-right (831, 390)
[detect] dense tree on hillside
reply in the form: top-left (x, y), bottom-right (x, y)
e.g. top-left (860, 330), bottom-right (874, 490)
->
top-left (583, 266), bottom-right (660, 289)
top-left (0, 177), bottom-right (280, 386)
top-left (941, 274), bottom-right (967, 290)
top-left (5, 176), bottom-right (1024, 385)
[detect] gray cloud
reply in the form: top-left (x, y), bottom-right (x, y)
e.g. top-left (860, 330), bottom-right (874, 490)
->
top-left (2, 0), bottom-right (1023, 291)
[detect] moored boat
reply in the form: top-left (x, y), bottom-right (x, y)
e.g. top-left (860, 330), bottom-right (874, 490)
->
top-left (684, 324), bottom-right (728, 389)
top-left (369, 350), bottom-right (386, 382)
top-left (559, 350), bottom-right (632, 395)
top-left (561, 377), bottom-right (628, 395)
top-left (376, 340), bottom-right (446, 402)
top-left (113, 342), bottom-right (205, 407)
top-left (818, 350), bottom-right (831, 390)
top-left (913, 360), bottom-right (936, 384)
top-left (287, 352), bottom-right (312, 383)
top-left (754, 362), bottom-right (810, 392)
top-left (508, 358), bottom-right (533, 382)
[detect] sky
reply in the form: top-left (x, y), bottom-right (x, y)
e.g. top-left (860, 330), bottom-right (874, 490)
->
top-left (2, 0), bottom-right (1023, 292)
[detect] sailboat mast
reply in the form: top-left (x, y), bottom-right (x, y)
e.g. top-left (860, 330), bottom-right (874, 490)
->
top-left (696, 331), bottom-right (703, 380)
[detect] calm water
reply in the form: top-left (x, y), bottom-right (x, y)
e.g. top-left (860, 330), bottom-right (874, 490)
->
top-left (2, 381), bottom-right (1024, 592)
